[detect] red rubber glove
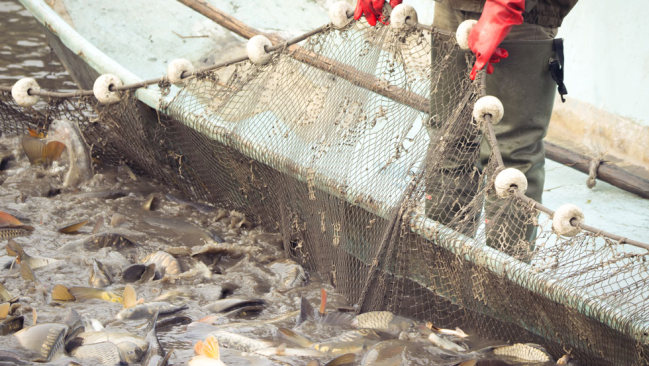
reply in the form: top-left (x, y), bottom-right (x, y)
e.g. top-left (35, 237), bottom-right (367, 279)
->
top-left (353, 0), bottom-right (403, 26)
top-left (468, 0), bottom-right (524, 80)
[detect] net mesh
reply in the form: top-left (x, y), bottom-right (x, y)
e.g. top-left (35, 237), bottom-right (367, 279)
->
top-left (1, 20), bottom-right (649, 365)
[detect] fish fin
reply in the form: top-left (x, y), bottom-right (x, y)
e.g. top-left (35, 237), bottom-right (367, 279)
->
top-left (193, 339), bottom-right (204, 356)
top-left (201, 336), bottom-right (220, 360)
top-left (27, 127), bottom-right (43, 138)
top-left (42, 141), bottom-right (65, 165)
top-left (144, 310), bottom-right (160, 336)
top-left (319, 288), bottom-right (327, 316)
top-left (277, 327), bottom-right (313, 348)
top-left (320, 312), bottom-right (355, 327)
top-left (454, 327), bottom-right (469, 338)
top-left (6, 239), bottom-right (24, 257)
top-left (456, 360), bottom-right (477, 366)
top-left (21, 135), bottom-right (46, 165)
top-left (123, 284), bottom-right (137, 308)
top-left (58, 220), bottom-right (88, 234)
top-left (325, 353), bottom-right (356, 366)
top-left (68, 286), bottom-right (121, 303)
top-left (297, 296), bottom-right (315, 326)
top-left (20, 261), bottom-right (36, 282)
top-left (159, 348), bottom-right (174, 366)
top-left (0, 302), bottom-right (9, 319)
top-left (52, 284), bottom-right (75, 301)
top-left (0, 212), bottom-right (23, 226)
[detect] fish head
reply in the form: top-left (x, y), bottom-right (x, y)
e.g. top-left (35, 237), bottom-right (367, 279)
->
top-left (117, 340), bottom-right (146, 363)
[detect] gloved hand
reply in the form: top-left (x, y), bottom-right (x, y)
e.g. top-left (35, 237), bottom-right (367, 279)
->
top-left (468, 0), bottom-right (525, 80)
top-left (353, 0), bottom-right (403, 26)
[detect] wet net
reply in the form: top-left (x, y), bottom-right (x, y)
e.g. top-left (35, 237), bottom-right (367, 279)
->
top-left (1, 16), bottom-right (649, 366)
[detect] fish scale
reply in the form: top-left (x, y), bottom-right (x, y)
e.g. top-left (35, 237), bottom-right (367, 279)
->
top-left (39, 326), bottom-right (66, 362)
top-left (493, 343), bottom-right (552, 362)
top-left (0, 226), bottom-right (34, 240)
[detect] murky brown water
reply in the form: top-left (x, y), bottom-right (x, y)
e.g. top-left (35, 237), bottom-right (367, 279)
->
top-left (0, 1), bottom-right (567, 365)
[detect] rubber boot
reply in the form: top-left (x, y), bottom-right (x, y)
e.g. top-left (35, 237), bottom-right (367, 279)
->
top-left (481, 38), bottom-right (557, 259)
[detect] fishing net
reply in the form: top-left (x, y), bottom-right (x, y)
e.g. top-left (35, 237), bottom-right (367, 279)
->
top-left (1, 15), bottom-right (649, 366)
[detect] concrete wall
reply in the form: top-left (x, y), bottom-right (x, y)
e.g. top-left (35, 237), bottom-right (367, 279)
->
top-left (558, 0), bottom-right (649, 127)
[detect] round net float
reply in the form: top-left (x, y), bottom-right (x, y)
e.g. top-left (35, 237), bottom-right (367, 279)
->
top-left (247, 35), bottom-right (273, 65)
top-left (391, 4), bottom-right (418, 29)
top-left (456, 19), bottom-right (477, 50)
top-left (167, 58), bottom-right (195, 85)
top-left (552, 204), bottom-right (584, 237)
top-left (93, 74), bottom-right (123, 104)
top-left (11, 77), bottom-right (40, 107)
top-left (494, 168), bottom-right (528, 198)
top-left (472, 95), bottom-right (504, 125)
top-left (329, 1), bottom-right (354, 29)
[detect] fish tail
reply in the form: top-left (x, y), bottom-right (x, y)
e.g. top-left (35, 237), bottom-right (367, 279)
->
top-left (325, 353), bottom-right (356, 366)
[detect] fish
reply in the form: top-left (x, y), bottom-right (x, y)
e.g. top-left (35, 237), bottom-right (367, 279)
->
top-left (268, 259), bottom-right (307, 290)
top-left (68, 286), bottom-right (123, 304)
top-left (189, 336), bottom-right (226, 366)
top-left (427, 332), bottom-right (467, 352)
top-left (74, 329), bottom-right (149, 363)
top-left (491, 343), bottom-right (552, 363)
top-left (115, 302), bottom-right (188, 320)
top-left (205, 298), bottom-right (266, 314)
top-left (165, 193), bottom-right (217, 214)
top-left (279, 327), bottom-right (385, 355)
top-left (89, 259), bottom-right (113, 287)
top-left (58, 220), bottom-right (89, 234)
top-left (142, 194), bottom-right (159, 211)
top-left (296, 296), bottom-right (354, 327)
top-left (21, 134), bottom-right (65, 166)
top-left (83, 233), bottom-right (137, 251)
top-left (351, 311), bottom-right (417, 336)
top-left (427, 322), bottom-right (469, 339)
top-left (51, 284), bottom-right (75, 302)
top-left (70, 341), bottom-right (123, 366)
top-left (6, 239), bottom-right (59, 269)
top-left (359, 340), bottom-right (411, 366)
top-left (142, 251), bottom-right (181, 277)
top-left (14, 322), bottom-right (68, 362)
top-left (206, 330), bottom-right (274, 352)
top-left (45, 119), bottom-right (92, 187)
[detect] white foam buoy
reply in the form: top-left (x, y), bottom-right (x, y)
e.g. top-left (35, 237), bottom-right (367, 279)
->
top-left (167, 58), bottom-right (195, 85)
top-left (494, 168), bottom-right (528, 198)
top-left (391, 4), bottom-right (418, 29)
top-left (247, 35), bottom-right (273, 65)
top-left (329, 1), bottom-right (354, 29)
top-left (456, 20), bottom-right (477, 50)
top-left (93, 74), bottom-right (123, 104)
top-left (472, 95), bottom-right (504, 125)
top-left (552, 204), bottom-right (584, 237)
top-left (11, 78), bottom-right (40, 107)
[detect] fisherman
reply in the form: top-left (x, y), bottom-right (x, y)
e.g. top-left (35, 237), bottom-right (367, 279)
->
top-left (354, 0), bottom-right (577, 255)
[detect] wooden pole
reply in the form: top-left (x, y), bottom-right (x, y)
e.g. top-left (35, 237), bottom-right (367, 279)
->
top-left (177, 0), bottom-right (649, 200)
top-left (176, 0), bottom-right (430, 113)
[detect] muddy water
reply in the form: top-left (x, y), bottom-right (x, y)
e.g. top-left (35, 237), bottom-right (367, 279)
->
top-left (0, 1), bottom-right (566, 365)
